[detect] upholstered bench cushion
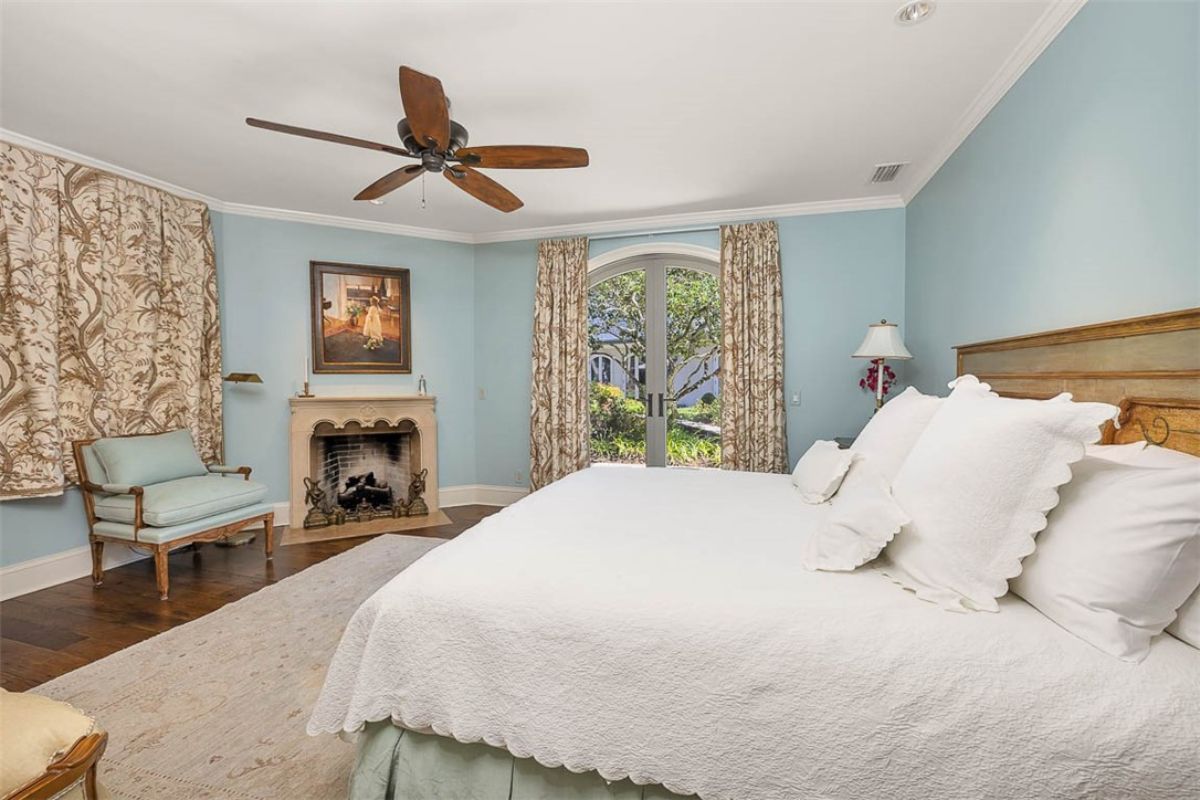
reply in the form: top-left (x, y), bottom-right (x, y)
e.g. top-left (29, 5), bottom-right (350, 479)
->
top-left (0, 688), bottom-right (97, 799)
top-left (91, 429), bottom-right (208, 487)
top-left (93, 502), bottom-right (274, 544)
top-left (94, 476), bottom-right (268, 527)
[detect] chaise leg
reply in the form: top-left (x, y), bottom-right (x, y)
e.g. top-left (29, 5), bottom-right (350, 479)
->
top-left (90, 539), bottom-right (105, 587)
top-left (154, 544), bottom-right (170, 600)
top-left (263, 513), bottom-right (275, 560)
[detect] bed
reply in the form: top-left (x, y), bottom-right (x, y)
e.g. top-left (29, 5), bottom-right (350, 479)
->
top-left (309, 309), bottom-right (1200, 800)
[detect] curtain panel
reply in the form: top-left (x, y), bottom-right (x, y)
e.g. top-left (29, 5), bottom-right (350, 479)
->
top-left (528, 236), bottom-right (590, 491)
top-left (0, 141), bottom-right (223, 500)
top-left (719, 220), bottom-right (787, 473)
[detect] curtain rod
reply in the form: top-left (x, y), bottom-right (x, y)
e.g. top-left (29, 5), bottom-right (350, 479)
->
top-left (586, 225), bottom-right (720, 242)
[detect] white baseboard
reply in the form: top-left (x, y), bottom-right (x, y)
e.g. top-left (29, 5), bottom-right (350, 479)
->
top-left (0, 490), bottom-right (524, 601)
top-left (0, 542), bottom-right (149, 602)
top-left (440, 484), bottom-right (529, 507)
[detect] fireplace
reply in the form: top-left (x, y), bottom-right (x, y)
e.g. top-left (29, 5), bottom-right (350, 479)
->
top-left (311, 420), bottom-right (418, 519)
top-left (288, 395), bottom-right (438, 528)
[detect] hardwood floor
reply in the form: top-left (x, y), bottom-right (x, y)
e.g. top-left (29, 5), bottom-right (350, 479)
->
top-left (0, 505), bottom-right (498, 691)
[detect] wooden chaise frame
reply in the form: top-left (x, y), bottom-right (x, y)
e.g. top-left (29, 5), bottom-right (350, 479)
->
top-left (955, 307), bottom-right (1200, 456)
top-left (73, 433), bottom-right (275, 600)
top-left (7, 731), bottom-right (107, 800)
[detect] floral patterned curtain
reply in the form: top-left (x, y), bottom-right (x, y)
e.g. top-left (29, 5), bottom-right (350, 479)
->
top-left (529, 237), bottom-right (590, 490)
top-left (0, 141), bottom-right (223, 499)
top-left (719, 220), bottom-right (787, 473)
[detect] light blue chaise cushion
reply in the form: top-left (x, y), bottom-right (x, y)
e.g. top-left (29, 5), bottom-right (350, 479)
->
top-left (91, 429), bottom-right (208, 487)
top-left (93, 475), bottom-right (268, 527)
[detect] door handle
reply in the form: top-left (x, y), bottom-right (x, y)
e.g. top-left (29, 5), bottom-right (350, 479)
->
top-left (646, 396), bottom-right (654, 418)
top-left (658, 393), bottom-right (666, 418)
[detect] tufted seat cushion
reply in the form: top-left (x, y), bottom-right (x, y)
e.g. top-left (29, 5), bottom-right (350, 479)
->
top-left (93, 475), bottom-right (268, 527)
top-left (0, 689), bottom-right (109, 800)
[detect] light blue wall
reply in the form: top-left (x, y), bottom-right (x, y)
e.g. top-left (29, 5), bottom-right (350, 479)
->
top-left (0, 491), bottom-right (88, 567)
top-left (214, 213), bottom-right (478, 496)
top-left (905, 0), bottom-right (1200, 392)
top-left (0, 212), bottom-right (477, 567)
top-left (473, 209), bottom-right (907, 485)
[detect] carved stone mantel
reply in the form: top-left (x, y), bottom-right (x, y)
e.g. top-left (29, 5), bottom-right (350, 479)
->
top-left (288, 395), bottom-right (438, 527)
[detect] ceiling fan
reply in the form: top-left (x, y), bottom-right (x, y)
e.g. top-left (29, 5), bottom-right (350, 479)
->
top-left (246, 66), bottom-right (589, 213)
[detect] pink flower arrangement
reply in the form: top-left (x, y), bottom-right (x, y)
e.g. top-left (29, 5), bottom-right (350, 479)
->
top-left (859, 359), bottom-right (897, 398)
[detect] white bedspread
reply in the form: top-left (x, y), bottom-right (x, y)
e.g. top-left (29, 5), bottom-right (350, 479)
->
top-left (309, 466), bottom-right (1200, 800)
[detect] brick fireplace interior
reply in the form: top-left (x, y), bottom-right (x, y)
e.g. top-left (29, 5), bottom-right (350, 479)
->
top-left (309, 420), bottom-right (422, 514)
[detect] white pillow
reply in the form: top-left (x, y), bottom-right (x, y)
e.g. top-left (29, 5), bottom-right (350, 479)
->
top-left (850, 386), bottom-right (943, 483)
top-left (800, 458), bottom-right (909, 571)
top-left (882, 376), bottom-right (1118, 612)
top-left (791, 440), bottom-right (857, 503)
top-left (1011, 457), bottom-right (1200, 661)
top-left (1169, 587), bottom-right (1200, 649)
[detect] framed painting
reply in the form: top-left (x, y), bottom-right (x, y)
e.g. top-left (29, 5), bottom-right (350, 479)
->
top-left (310, 261), bottom-right (412, 373)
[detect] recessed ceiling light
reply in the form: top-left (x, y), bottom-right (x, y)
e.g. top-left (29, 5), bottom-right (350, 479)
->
top-left (368, 198), bottom-right (386, 206)
top-left (896, 0), bottom-right (936, 25)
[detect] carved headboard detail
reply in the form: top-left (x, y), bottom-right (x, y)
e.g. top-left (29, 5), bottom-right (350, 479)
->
top-left (956, 308), bottom-right (1200, 456)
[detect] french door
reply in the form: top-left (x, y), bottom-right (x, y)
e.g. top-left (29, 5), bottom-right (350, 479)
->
top-left (588, 256), bottom-right (721, 468)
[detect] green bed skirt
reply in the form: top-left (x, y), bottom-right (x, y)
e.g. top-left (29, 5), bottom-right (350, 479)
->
top-left (349, 722), bottom-right (693, 800)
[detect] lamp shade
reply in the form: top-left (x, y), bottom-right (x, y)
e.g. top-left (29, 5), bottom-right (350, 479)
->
top-left (853, 320), bottom-right (912, 360)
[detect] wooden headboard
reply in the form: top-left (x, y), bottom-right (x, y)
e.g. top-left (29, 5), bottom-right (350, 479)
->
top-left (955, 308), bottom-right (1200, 456)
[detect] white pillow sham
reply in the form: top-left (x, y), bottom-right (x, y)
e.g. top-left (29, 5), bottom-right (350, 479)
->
top-left (882, 375), bottom-right (1118, 612)
top-left (791, 440), bottom-right (857, 503)
top-left (800, 457), bottom-right (909, 572)
top-left (850, 386), bottom-right (943, 483)
top-left (1011, 457), bottom-right (1200, 661)
top-left (1092, 442), bottom-right (1200, 649)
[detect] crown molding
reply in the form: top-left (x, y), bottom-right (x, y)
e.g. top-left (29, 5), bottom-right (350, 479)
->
top-left (0, 127), bottom-right (224, 207)
top-left (470, 195), bottom-right (907, 244)
top-left (0, 128), bottom-right (476, 244)
top-left (2, 127), bottom-right (904, 245)
top-left (900, 0), bottom-right (1087, 203)
top-left (216, 201), bottom-right (475, 243)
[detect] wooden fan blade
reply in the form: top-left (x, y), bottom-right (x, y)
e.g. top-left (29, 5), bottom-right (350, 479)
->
top-left (444, 166), bottom-right (523, 213)
top-left (245, 118), bottom-right (413, 157)
top-left (455, 145), bottom-right (589, 169)
top-left (354, 165), bottom-right (425, 201)
top-left (398, 66), bottom-right (451, 151)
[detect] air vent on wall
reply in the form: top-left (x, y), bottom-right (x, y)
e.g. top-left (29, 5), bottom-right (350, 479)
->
top-left (870, 162), bottom-right (908, 183)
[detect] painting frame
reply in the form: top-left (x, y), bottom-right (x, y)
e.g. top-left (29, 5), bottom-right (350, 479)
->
top-left (310, 261), bottom-right (412, 374)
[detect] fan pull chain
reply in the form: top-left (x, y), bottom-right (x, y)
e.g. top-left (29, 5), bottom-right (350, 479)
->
top-left (420, 172), bottom-right (427, 209)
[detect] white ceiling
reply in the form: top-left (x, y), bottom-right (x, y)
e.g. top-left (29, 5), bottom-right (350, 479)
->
top-left (1, 1), bottom-right (1070, 239)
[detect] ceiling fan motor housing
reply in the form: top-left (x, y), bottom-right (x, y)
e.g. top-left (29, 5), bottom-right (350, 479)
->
top-left (397, 118), bottom-right (469, 158)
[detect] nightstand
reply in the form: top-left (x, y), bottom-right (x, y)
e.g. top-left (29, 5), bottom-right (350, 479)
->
top-left (834, 437), bottom-right (857, 450)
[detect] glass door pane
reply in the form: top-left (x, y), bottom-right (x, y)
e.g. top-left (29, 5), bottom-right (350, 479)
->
top-left (665, 266), bottom-right (721, 467)
top-left (588, 269), bottom-right (648, 466)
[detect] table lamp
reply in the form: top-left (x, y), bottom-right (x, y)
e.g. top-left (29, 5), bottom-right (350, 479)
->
top-left (853, 319), bottom-right (912, 411)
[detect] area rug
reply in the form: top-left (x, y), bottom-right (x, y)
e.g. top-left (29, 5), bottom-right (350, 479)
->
top-left (278, 509), bottom-right (452, 546)
top-left (34, 534), bottom-right (447, 800)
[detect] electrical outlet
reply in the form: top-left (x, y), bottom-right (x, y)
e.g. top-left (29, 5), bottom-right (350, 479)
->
top-left (513, 469), bottom-right (524, 485)
top-left (478, 388), bottom-right (487, 400)
top-left (790, 391), bottom-right (801, 406)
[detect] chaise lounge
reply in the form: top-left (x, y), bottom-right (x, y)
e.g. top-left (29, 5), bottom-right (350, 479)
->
top-left (73, 430), bottom-right (274, 600)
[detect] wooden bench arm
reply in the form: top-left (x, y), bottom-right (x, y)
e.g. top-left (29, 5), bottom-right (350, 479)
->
top-left (8, 730), bottom-right (108, 800)
top-left (80, 481), bottom-right (145, 538)
top-left (207, 464), bottom-right (252, 480)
